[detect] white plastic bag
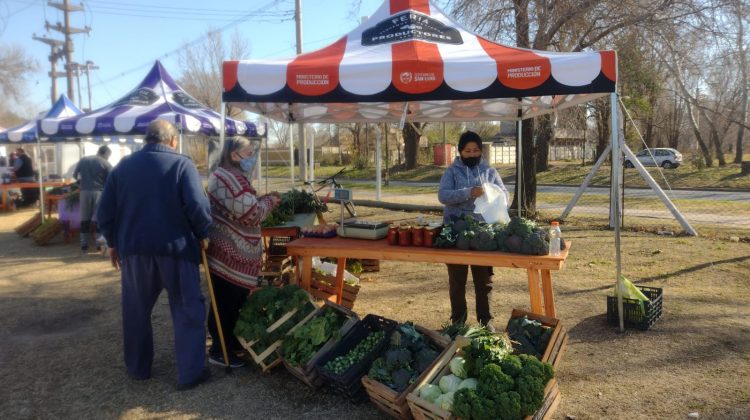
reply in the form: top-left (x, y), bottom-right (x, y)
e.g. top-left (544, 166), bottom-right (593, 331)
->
top-left (311, 257), bottom-right (360, 285)
top-left (473, 182), bottom-right (510, 224)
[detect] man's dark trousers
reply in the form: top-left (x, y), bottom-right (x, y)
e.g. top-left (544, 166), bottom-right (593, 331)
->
top-left (121, 255), bottom-right (206, 385)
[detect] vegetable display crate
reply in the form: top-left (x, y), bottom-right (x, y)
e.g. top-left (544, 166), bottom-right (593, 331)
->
top-left (31, 218), bottom-right (62, 245)
top-left (607, 286), bottom-right (663, 330)
top-left (361, 325), bottom-right (451, 419)
top-left (14, 212), bottom-right (42, 237)
top-left (315, 314), bottom-right (398, 403)
top-left (280, 300), bottom-right (359, 388)
top-left (237, 295), bottom-right (317, 373)
top-left (361, 259), bottom-right (380, 272)
top-left (309, 271), bottom-right (361, 309)
top-left (507, 308), bottom-right (569, 370)
top-left (406, 337), bottom-right (560, 420)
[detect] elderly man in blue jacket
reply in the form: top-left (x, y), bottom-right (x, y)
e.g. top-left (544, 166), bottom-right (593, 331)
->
top-left (97, 120), bottom-right (212, 391)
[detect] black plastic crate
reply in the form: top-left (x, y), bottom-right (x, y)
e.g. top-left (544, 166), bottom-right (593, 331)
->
top-left (314, 314), bottom-right (397, 402)
top-left (607, 286), bottom-right (663, 330)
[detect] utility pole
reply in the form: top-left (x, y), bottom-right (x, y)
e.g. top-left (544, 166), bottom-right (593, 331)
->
top-left (45, 0), bottom-right (90, 103)
top-left (32, 35), bottom-right (66, 105)
top-left (70, 60), bottom-right (98, 111)
top-left (295, 0), bottom-right (307, 182)
top-left (83, 61), bottom-right (98, 112)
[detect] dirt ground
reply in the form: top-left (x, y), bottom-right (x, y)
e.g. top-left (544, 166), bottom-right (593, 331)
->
top-left (1, 206), bottom-right (749, 420)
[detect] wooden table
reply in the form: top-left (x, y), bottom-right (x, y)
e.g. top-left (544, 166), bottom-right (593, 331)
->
top-left (286, 237), bottom-right (571, 318)
top-left (0, 181), bottom-right (68, 212)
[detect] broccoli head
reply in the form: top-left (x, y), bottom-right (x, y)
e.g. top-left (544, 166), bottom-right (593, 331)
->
top-left (452, 219), bottom-right (468, 234)
top-left (519, 354), bottom-right (554, 383)
top-left (507, 217), bottom-right (537, 239)
top-left (385, 348), bottom-right (412, 369)
top-left (391, 368), bottom-right (414, 392)
top-left (494, 230), bottom-right (509, 252)
top-left (520, 233), bottom-right (549, 256)
top-left (453, 388), bottom-right (481, 419)
top-left (477, 363), bottom-right (515, 397)
top-left (504, 235), bottom-right (523, 253)
top-left (415, 348), bottom-right (439, 372)
top-left (516, 375), bottom-right (545, 416)
top-left (472, 228), bottom-right (498, 251)
top-left (456, 230), bottom-right (475, 250)
top-left (500, 354), bottom-right (523, 378)
top-left (368, 357), bottom-right (392, 384)
top-left (495, 391), bottom-right (523, 420)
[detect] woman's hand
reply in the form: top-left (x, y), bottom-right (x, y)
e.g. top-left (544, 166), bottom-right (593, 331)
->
top-left (470, 186), bottom-right (484, 198)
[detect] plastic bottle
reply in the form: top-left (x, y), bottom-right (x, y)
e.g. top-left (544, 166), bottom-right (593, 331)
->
top-left (549, 221), bottom-right (562, 256)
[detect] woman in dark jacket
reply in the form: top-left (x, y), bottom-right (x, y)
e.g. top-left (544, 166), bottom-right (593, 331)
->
top-left (437, 131), bottom-right (508, 330)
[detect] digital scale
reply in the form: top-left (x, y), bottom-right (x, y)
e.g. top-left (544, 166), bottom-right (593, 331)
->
top-left (334, 188), bottom-right (389, 240)
top-left (336, 220), bottom-right (389, 240)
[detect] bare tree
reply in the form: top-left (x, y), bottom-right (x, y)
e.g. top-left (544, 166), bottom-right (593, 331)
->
top-left (733, 0), bottom-right (748, 163)
top-left (177, 29), bottom-right (249, 119)
top-left (0, 44), bottom-right (37, 114)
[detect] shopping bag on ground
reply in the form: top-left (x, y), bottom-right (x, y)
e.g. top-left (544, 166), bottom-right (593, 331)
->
top-left (473, 182), bottom-right (510, 224)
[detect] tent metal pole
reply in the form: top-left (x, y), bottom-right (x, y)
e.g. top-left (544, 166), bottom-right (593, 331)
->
top-left (309, 127), bottom-right (315, 182)
top-left (264, 128), bottom-right (269, 195)
top-left (375, 124), bottom-right (382, 201)
top-left (611, 92), bottom-right (624, 333)
top-left (622, 143), bottom-right (698, 235)
top-left (288, 122), bottom-right (295, 186)
top-left (560, 144), bottom-right (611, 220)
top-left (37, 138), bottom-right (45, 224)
top-left (516, 101), bottom-right (523, 217)
top-left (218, 103), bottom-right (226, 178)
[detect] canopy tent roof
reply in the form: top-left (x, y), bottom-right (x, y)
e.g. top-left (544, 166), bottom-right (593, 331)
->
top-left (40, 61), bottom-right (260, 138)
top-left (222, 0), bottom-right (616, 123)
top-left (0, 95), bottom-right (82, 143)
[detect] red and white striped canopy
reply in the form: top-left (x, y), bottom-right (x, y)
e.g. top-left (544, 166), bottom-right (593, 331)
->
top-left (223, 0), bottom-right (617, 123)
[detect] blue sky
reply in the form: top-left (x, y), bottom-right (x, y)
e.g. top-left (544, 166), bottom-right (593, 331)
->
top-left (2, 0), bottom-right (383, 118)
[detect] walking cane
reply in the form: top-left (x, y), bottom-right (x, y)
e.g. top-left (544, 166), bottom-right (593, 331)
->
top-left (201, 248), bottom-right (232, 374)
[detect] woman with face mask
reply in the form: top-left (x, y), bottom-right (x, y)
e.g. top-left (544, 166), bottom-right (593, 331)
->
top-left (204, 137), bottom-right (282, 368)
top-left (437, 131), bottom-right (508, 331)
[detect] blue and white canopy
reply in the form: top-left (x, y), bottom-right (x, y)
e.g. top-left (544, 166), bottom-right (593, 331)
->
top-left (0, 95), bottom-right (82, 143)
top-left (40, 61), bottom-right (260, 138)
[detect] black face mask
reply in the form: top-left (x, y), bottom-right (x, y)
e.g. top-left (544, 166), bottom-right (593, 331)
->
top-left (461, 156), bottom-right (481, 168)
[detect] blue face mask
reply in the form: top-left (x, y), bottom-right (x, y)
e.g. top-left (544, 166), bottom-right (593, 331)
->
top-left (239, 155), bottom-right (257, 173)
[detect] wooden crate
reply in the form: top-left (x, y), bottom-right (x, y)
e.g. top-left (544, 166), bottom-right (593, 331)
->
top-left (507, 308), bottom-right (569, 370)
top-left (31, 218), bottom-right (62, 245)
top-left (309, 271), bottom-right (361, 309)
top-left (280, 300), bottom-right (359, 388)
top-left (406, 337), bottom-right (560, 420)
top-left (14, 212), bottom-right (42, 237)
top-left (361, 258), bottom-right (380, 272)
top-left (237, 294), bottom-right (317, 373)
top-left (361, 326), bottom-right (451, 419)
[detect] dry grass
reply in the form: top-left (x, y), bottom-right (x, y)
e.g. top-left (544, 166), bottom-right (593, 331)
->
top-left (1, 207), bottom-right (749, 419)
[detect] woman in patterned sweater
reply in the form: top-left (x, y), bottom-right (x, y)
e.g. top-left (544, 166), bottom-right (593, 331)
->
top-left (205, 137), bottom-right (281, 367)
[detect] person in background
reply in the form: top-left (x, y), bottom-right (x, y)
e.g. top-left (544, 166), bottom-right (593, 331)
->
top-left (204, 137), bottom-right (281, 368)
top-left (97, 120), bottom-right (212, 391)
top-left (437, 131), bottom-right (508, 331)
top-left (73, 145), bottom-right (113, 252)
top-left (12, 148), bottom-right (35, 182)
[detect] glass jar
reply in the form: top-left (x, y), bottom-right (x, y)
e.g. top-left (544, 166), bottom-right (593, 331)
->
top-left (398, 226), bottom-right (412, 246)
top-left (387, 224), bottom-right (399, 246)
top-left (412, 226), bottom-right (425, 246)
top-left (423, 227), bottom-right (437, 247)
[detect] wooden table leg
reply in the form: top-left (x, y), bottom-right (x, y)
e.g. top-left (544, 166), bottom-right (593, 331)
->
top-left (526, 268), bottom-right (544, 315)
top-left (335, 257), bottom-right (346, 305)
top-left (541, 269), bottom-right (556, 318)
top-left (301, 256), bottom-right (312, 291)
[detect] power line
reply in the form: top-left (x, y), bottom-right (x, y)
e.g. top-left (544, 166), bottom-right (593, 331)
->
top-left (90, 0), bottom-right (289, 88)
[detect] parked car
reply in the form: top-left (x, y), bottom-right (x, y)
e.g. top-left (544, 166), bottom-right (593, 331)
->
top-left (624, 148), bottom-right (682, 169)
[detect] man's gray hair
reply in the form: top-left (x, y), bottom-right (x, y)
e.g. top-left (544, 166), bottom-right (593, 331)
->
top-left (145, 120), bottom-right (178, 144)
top-left (219, 137), bottom-right (254, 169)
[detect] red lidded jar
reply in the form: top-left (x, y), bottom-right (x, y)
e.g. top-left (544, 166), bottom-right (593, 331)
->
top-left (398, 226), bottom-right (412, 246)
top-left (423, 227), bottom-right (437, 247)
top-left (412, 226), bottom-right (425, 247)
top-left (387, 224), bottom-right (399, 246)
